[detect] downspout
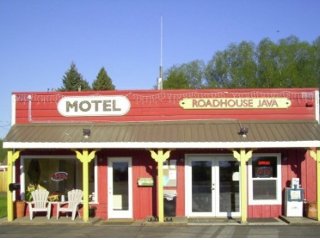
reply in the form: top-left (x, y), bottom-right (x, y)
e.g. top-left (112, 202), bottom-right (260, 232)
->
top-left (27, 94), bottom-right (32, 122)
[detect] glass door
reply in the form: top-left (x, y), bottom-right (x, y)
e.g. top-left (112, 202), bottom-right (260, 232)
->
top-left (216, 157), bottom-right (240, 217)
top-left (108, 157), bottom-right (132, 218)
top-left (186, 155), bottom-right (240, 218)
top-left (186, 155), bottom-right (216, 216)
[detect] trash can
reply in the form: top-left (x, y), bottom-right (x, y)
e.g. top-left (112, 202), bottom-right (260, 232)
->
top-left (164, 190), bottom-right (177, 217)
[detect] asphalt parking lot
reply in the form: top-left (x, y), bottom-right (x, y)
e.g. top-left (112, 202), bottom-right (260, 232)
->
top-left (1, 223), bottom-right (320, 238)
top-left (1, 216), bottom-right (320, 238)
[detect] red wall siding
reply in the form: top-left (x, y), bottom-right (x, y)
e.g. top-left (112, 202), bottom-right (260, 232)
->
top-left (95, 149), bottom-right (186, 220)
top-left (248, 149), bottom-right (317, 218)
top-left (132, 151), bottom-right (157, 219)
top-left (96, 151), bottom-right (108, 218)
top-left (16, 148), bottom-right (318, 219)
top-left (95, 150), bottom-right (157, 220)
top-left (14, 88), bottom-right (317, 124)
top-left (248, 205), bottom-right (282, 218)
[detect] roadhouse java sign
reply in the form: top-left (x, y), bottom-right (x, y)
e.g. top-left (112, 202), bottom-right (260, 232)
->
top-left (58, 95), bottom-right (131, 117)
top-left (179, 97), bottom-right (292, 109)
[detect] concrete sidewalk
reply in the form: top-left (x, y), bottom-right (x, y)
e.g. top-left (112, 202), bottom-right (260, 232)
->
top-left (1, 216), bottom-right (319, 226)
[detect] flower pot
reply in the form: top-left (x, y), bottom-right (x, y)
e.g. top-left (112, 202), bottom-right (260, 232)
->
top-left (89, 207), bottom-right (96, 218)
top-left (307, 202), bottom-right (317, 219)
top-left (15, 201), bottom-right (26, 218)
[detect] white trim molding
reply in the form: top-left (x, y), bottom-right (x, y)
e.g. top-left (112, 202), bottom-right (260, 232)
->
top-left (248, 153), bottom-right (282, 205)
top-left (4, 140), bottom-right (320, 149)
top-left (11, 94), bottom-right (16, 126)
top-left (315, 90), bottom-right (319, 123)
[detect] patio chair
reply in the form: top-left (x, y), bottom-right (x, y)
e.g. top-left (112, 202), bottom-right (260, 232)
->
top-left (57, 189), bottom-right (83, 220)
top-left (27, 189), bottom-right (50, 220)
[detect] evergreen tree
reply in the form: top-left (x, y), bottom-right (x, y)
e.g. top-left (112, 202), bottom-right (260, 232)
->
top-left (58, 63), bottom-right (91, 91)
top-left (92, 67), bottom-right (115, 90)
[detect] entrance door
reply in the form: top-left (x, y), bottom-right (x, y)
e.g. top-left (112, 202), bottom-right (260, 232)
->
top-left (108, 157), bottom-right (132, 218)
top-left (186, 155), bottom-right (240, 217)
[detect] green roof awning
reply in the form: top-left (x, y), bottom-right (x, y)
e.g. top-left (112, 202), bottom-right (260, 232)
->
top-left (3, 120), bottom-right (320, 149)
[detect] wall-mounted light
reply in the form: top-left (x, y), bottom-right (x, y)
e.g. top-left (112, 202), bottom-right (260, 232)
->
top-left (239, 127), bottom-right (249, 138)
top-left (83, 128), bottom-right (91, 139)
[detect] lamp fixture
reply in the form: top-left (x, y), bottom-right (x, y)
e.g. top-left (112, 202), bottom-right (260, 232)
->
top-left (239, 126), bottom-right (249, 138)
top-left (83, 128), bottom-right (91, 139)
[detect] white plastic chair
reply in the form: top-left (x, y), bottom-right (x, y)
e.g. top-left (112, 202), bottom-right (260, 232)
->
top-left (27, 189), bottom-right (50, 220)
top-left (57, 189), bottom-right (83, 220)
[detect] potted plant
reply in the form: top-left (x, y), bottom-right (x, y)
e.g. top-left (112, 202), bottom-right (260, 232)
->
top-left (15, 199), bottom-right (25, 218)
top-left (89, 206), bottom-right (97, 218)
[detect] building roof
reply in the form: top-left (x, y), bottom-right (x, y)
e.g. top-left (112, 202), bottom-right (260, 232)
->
top-left (3, 120), bottom-right (320, 149)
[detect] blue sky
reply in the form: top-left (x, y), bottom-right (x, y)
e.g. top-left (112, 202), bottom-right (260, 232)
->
top-left (0, 0), bottom-right (319, 138)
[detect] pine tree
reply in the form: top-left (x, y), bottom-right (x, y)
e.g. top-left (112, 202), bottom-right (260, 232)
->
top-left (92, 67), bottom-right (115, 90)
top-left (58, 62), bottom-right (91, 91)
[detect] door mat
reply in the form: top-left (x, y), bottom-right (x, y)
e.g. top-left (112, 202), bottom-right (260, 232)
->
top-left (103, 219), bottom-right (134, 225)
top-left (248, 218), bottom-right (280, 223)
top-left (188, 217), bottom-right (239, 224)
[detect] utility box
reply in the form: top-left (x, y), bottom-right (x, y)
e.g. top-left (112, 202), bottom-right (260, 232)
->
top-left (164, 190), bottom-right (177, 217)
top-left (285, 178), bottom-right (304, 217)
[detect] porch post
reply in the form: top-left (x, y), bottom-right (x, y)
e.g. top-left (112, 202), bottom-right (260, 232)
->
top-left (310, 149), bottom-right (320, 221)
top-left (75, 149), bottom-right (96, 222)
top-left (233, 149), bottom-right (252, 224)
top-left (7, 150), bottom-right (20, 221)
top-left (150, 150), bottom-right (171, 223)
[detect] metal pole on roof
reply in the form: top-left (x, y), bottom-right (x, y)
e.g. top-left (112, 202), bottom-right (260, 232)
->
top-left (157, 16), bottom-right (163, 90)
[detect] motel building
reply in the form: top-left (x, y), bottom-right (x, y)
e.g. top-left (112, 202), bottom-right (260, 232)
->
top-left (3, 88), bottom-right (320, 223)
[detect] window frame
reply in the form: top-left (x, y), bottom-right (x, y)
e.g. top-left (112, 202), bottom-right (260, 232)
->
top-left (248, 153), bottom-right (282, 205)
top-left (20, 155), bottom-right (98, 203)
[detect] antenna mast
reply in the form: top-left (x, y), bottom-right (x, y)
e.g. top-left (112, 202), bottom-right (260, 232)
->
top-left (157, 16), bottom-right (163, 90)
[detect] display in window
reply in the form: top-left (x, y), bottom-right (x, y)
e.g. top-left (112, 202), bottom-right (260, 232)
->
top-left (51, 171), bottom-right (68, 182)
top-left (24, 158), bottom-right (95, 202)
top-left (255, 166), bottom-right (273, 178)
top-left (252, 157), bottom-right (277, 178)
top-left (250, 155), bottom-right (280, 203)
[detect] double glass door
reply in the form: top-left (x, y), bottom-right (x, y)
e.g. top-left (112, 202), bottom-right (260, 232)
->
top-left (186, 155), bottom-right (240, 217)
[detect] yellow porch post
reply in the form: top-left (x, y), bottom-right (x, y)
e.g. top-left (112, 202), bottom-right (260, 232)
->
top-left (75, 149), bottom-right (96, 222)
top-left (233, 149), bottom-right (252, 224)
top-left (150, 150), bottom-right (171, 223)
top-left (310, 149), bottom-right (320, 221)
top-left (7, 150), bottom-right (20, 221)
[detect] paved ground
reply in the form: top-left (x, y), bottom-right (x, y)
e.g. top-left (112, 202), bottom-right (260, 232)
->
top-left (0, 216), bottom-right (320, 238)
top-left (1, 223), bottom-right (320, 238)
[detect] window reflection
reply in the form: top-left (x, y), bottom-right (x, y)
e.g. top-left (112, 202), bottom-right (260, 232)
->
top-left (24, 158), bottom-right (95, 201)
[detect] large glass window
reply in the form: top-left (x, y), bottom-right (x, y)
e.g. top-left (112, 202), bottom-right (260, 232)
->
top-left (22, 157), bottom-right (96, 202)
top-left (249, 154), bottom-right (281, 205)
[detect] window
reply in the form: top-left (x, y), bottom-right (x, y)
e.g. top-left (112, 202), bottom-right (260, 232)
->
top-left (21, 156), bottom-right (97, 202)
top-left (248, 154), bottom-right (281, 205)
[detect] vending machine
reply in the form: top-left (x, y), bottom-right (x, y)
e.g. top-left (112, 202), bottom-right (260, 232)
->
top-left (285, 178), bottom-right (304, 217)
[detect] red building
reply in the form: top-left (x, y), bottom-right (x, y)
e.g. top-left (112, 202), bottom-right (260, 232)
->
top-left (4, 88), bottom-right (320, 222)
